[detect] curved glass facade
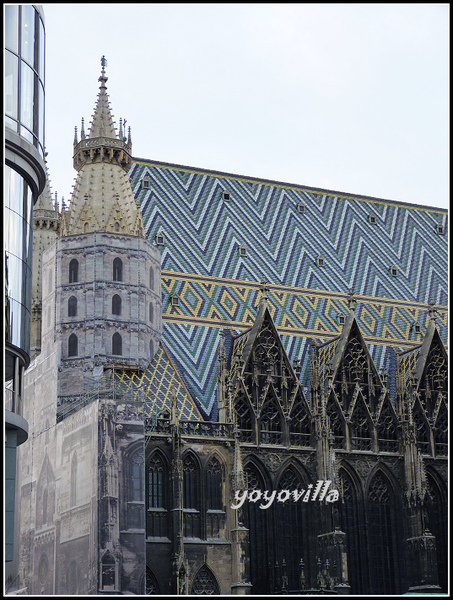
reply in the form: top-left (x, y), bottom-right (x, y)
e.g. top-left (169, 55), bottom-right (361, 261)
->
top-left (5, 166), bottom-right (34, 360)
top-left (5, 4), bottom-right (45, 157)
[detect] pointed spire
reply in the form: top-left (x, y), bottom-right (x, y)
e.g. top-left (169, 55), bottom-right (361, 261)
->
top-left (67, 60), bottom-right (143, 236)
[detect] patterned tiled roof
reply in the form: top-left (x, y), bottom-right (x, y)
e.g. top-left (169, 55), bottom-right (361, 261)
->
top-left (113, 343), bottom-right (202, 421)
top-left (128, 159), bottom-right (448, 416)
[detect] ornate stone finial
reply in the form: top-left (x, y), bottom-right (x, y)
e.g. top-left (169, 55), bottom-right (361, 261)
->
top-left (347, 289), bottom-right (356, 312)
top-left (428, 300), bottom-right (437, 323)
top-left (259, 278), bottom-right (270, 302)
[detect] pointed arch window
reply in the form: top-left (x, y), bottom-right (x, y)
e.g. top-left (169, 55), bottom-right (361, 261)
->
top-left (234, 395), bottom-right (254, 443)
top-left (183, 454), bottom-right (200, 538)
top-left (149, 266), bottom-right (154, 290)
top-left (145, 567), bottom-right (160, 595)
top-left (349, 399), bottom-right (372, 451)
top-left (289, 395), bottom-right (311, 446)
top-left (149, 302), bottom-right (154, 323)
top-left (147, 452), bottom-right (168, 538)
top-left (259, 395), bottom-right (283, 445)
top-left (68, 333), bottom-right (78, 357)
top-left (191, 565), bottom-right (220, 595)
top-left (68, 296), bottom-right (77, 317)
top-left (243, 465), bottom-right (270, 594)
top-left (112, 294), bottom-right (122, 316)
top-left (69, 258), bottom-right (78, 283)
top-left (113, 257), bottom-right (123, 282)
top-left (112, 332), bottom-right (122, 356)
top-left (367, 472), bottom-right (401, 594)
top-left (206, 457), bottom-right (223, 511)
top-left (338, 469), bottom-right (364, 594)
top-left (275, 468), bottom-right (311, 591)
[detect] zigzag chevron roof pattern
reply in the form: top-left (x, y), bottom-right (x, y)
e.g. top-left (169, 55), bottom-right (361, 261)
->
top-left (128, 159), bottom-right (448, 417)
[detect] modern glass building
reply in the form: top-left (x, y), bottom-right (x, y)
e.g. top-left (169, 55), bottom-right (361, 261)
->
top-left (4, 3), bottom-right (46, 565)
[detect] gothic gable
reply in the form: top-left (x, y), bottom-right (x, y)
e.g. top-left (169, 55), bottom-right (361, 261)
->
top-left (230, 299), bottom-right (311, 445)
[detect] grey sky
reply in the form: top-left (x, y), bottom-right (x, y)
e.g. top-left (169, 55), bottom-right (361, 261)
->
top-left (39, 3), bottom-right (449, 209)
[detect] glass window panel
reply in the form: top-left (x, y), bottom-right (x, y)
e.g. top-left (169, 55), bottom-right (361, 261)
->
top-left (5, 5), bottom-right (19, 52)
top-left (5, 51), bottom-right (19, 120)
top-left (38, 81), bottom-right (45, 150)
top-left (5, 209), bottom-right (25, 261)
top-left (38, 18), bottom-right (45, 81)
top-left (21, 5), bottom-right (36, 67)
top-left (20, 62), bottom-right (35, 130)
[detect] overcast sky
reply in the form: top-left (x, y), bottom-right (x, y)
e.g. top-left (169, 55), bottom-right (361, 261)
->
top-left (39, 3), bottom-right (449, 209)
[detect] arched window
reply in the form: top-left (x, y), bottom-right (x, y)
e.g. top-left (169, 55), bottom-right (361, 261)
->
top-left (148, 453), bottom-right (165, 509)
top-left (206, 457), bottom-right (223, 510)
top-left (274, 468), bottom-right (312, 592)
top-left (112, 332), bottom-right (122, 355)
top-left (150, 339), bottom-right (154, 359)
top-left (69, 259), bottom-right (78, 283)
top-left (259, 395), bottom-right (282, 444)
top-left (113, 257), bottom-right (123, 281)
top-left (131, 451), bottom-right (144, 502)
top-left (68, 333), bottom-right (78, 357)
top-left (191, 565), bottom-right (220, 595)
top-left (149, 266), bottom-right (154, 290)
top-left (243, 464), bottom-right (270, 595)
top-left (183, 454), bottom-right (200, 538)
top-left (68, 296), bottom-right (77, 317)
top-left (145, 567), bottom-right (160, 595)
top-left (112, 294), bottom-right (122, 316)
top-left (70, 453), bottom-right (77, 507)
top-left (147, 452), bottom-right (168, 538)
top-left (149, 302), bottom-right (154, 323)
top-left (338, 469), bottom-right (364, 594)
top-left (367, 472), bottom-right (401, 594)
top-left (235, 395), bottom-right (253, 443)
top-left (183, 455), bottom-right (199, 509)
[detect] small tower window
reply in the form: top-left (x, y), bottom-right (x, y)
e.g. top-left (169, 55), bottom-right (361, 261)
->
top-left (317, 255), bottom-right (325, 267)
top-left (297, 202), bottom-right (306, 214)
top-left (112, 294), bottom-right (122, 316)
top-left (390, 265), bottom-right (398, 277)
top-left (149, 302), bottom-right (154, 323)
top-left (112, 332), bottom-right (122, 356)
top-left (368, 214), bottom-right (377, 224)
top-left (113, 258), bottom-right (123, 282)
top-left (436, 223), bottom-right (445, 235)
top-left (68, 296), bottom-right (77, 317)
top-left (68, 333), bottom-right (78, 357)
top-left (171, 294), bottom-right (180, 307)
top-left (239, 244), bottom-right (247, 257)
top-left (69, 259), bottom-right (79, 283)
top-left (149, 266), bottom-right (155, 290)
top-left (150, 339), bottom-right (154, 359)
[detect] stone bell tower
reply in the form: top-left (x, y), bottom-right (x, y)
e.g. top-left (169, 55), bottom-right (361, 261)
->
top-left (47, 56), bottom-right (162, 403)
top-left (18, 58), bottom-right (162, 595)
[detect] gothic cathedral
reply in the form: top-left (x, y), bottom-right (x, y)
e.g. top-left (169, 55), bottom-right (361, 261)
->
top-left (17, 64), bottom-right (448, 595)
